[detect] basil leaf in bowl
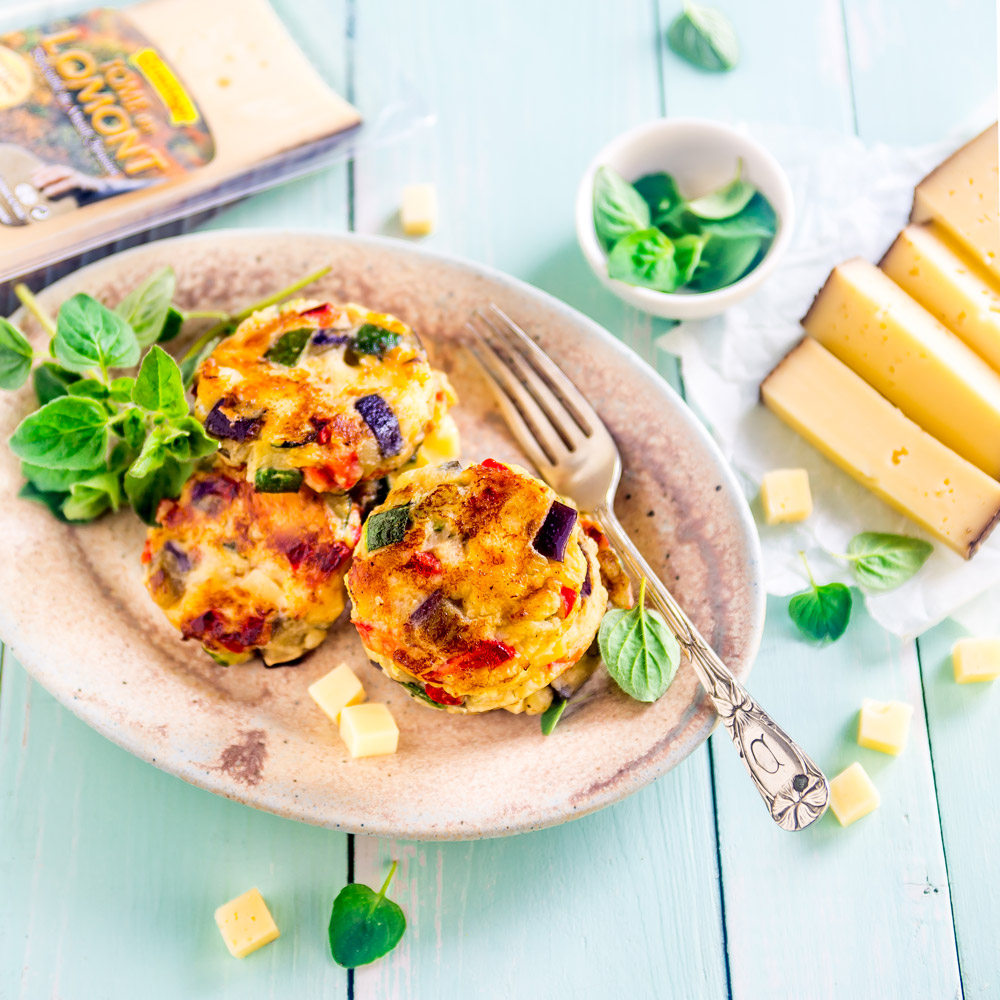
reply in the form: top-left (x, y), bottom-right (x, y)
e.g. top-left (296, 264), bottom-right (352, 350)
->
top-left (607, 228), bottom-right (682, 293)
top-left (593, 166), bottom-right (651, 251)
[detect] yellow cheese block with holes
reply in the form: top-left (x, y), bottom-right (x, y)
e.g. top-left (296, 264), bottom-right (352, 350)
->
top-left (214, 888), bottom-right (280, 958)
top-left (881, 223), bottom-right (1000, 374)
top-left (803, 257), bottom-right (1000, 479)
top-left (760, 468), bottom-right (813, 524)
top-left (857, 698), bottom-right (914, 755)
top-left (308, 663), bottom-right (366, 724)
top-left (952, 637), bottom-right (1000, 683)
top-left (339, 703), bottom-right (399, 757)
top-left (911, 124), bottom-right (1000, 282)
top-left (760, 338), bottom-right (1000, 558)
top-left (829, 762), bottom-right (880, 827)
top-left (401, 183), bottom-right (437, 235)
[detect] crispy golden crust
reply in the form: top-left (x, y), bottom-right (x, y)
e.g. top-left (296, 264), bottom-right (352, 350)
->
top-left (193, 300), bottom-right (455, 493)
top-left (144, 461), bottom-right (362, 665)
top-left (346, 460), bottom-right (608, 713)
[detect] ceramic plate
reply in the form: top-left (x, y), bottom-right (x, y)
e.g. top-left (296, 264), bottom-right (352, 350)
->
top-left (0, 230), bottom-right (764, 839)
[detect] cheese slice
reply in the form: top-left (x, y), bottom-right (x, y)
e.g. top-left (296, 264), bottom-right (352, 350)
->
top-left (881, 223), bottom-right (1000, 373)
top-left (911, 124), bottom-right (999, 282)
top-left (803, 257), bottom-right (1000, 479)
top-left (760, 338), bottom-right (1000, 558)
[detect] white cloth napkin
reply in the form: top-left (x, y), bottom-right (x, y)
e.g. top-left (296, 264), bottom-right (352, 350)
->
top-left (658, 123), bottom-right (1000, 639)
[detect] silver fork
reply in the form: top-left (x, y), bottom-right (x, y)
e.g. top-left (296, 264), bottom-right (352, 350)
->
top-left (466, 304), bottom-right (829, 832)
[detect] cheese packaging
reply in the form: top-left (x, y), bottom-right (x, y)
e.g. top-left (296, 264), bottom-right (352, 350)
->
top-left (803, 257), bottom-right (1000, 480)
top-left (761, 338), bottom-right (1000, 559)
top-left (0, 0), bottom-right (366, 281)
top-left (911, 124), bottom-right (999, 283)
top-left (881, 223), bottom-right (1000, 374)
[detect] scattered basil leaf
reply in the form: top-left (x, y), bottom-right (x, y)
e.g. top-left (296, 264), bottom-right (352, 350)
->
top-left (328, 862), bottom-right (406, 969)
top-left (114, 266), bottom-right (176, 349)
top-left (687, 161), bottom-right (755, 220)
top-left (54, 293), bottom-right (139, 374)
top-left (686, 231), bottom-right (761, 291)
top-left (787, 553), bottom-right (852, 641)
top-left (598, 578), bottom-right (681, 702)
top-left (132, 345), bottom-right (188, 418)
top-left (0, 318), bottom-right (33, 390)
top-left (264, 326), bottom-right (312, 366)
top-left (607, 227), bottom-right (681, 292)
top-left (666, 2), bottom-right (739, 72)
top-left (10, 396), bottom-right (109, 470)
top-left (254, 467), bottom-right (304, 493)
top-left (354, 324), bottom-right (401, 358)
top-left (843, 532), bottom-right (933, 591)
top-left (366, 504), bottom-right (412, 551)
top-left (593, 166), bottom-right (651, 251)
top-left (33, 362), bottom-right (79, 405)
top-left (124, 453), bottom-right (192, 525)
top-left (540, 695), bottom-right (568, 735)
top-left (18, 481), bottom-right (71, 521)
top-left (62, 470), bottom-right (122, 521)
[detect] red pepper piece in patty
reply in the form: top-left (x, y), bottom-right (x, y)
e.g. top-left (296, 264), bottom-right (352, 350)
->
top-left (408, 550), bottom-right (443, 576)
top-left (440, 639), bottom-right (516, 677)
top-left (479, 458), bottom-right (508, 472)
top-left (559, 585), bottom-right (577, 618)
top-left (425, 684), bottom-right (464, 706)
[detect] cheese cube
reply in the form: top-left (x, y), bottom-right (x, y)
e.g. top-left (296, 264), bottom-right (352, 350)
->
top-left (952, 637), bottom-right (1000, 683)
top-left (828, 762), bottom-right (880, 827)
top-left (309, 663), bottom-right (366, 724)
top-left (214, 888), bottom-right (280, 958)
top-left (760, 468), bottom-right (813, 524)
top-left (339, 703), bottom-right (399, 757)
top-left (857, 698), bottom-right (914, 755)
top-left (401, 184), bottom-right (436, 236)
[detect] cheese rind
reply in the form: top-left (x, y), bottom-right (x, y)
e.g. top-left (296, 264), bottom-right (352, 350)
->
top-left (857, 698), bottom-right (914, 755)
top-left (881, 224), bottom-right (1000, 374)
top-left (952, 637), bottom-right (1000, 683)
top-left (339, 703), bottom-right (399, 757)
top-left (308, 663), bottom-right (366, 724)
top-left (829, 762), bottom-right (880, 827)
top-left (401, 183), bottom-right (437, 236)
top-left (803, 257), bottom-right (1000, 479)
top-left (760, 338), bottom-right (1000, 558)
top-left (911, 124), bottom-right (1000, 282)
top-left (760, 468), bottom-right (812, 524)
top-left (214, 888), bottom-right (280, 958)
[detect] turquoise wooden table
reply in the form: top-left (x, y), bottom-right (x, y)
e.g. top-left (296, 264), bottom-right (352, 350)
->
top-left (1, 1), bottom-right (997, 997)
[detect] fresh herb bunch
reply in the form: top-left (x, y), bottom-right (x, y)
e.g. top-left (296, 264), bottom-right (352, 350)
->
top-left (328, 861), bottom-right (406, 968)
top-left (593, 161), bottom-right (775, 294)
top-left (666, 2), bottom-right (739, 73)
top-left (1, 265), bottom-right (329, 525)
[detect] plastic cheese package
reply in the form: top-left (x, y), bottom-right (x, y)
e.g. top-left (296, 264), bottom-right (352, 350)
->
top-left (0, 0), bottom-right (430, 289)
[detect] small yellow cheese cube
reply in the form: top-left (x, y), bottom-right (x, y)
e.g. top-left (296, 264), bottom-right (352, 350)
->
top-left (952, 637), bottom-right (1000, 683)
top-left (857, 698), bottom-right (914, 755)
top-left (760, 468), bottom-right (813, 525)
top-left (829, 762), bottom-right (880, 827)
top-left (214, 888), bottom-right (280, 958)
top-left (339, 703), bottom-right (399, 758)
top-left (309, 663), bottom-right (366, 724)
top-left (401, 183), bottom-right (436, 235)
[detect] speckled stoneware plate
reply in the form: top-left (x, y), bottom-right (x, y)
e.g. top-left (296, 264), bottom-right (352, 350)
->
top-left (0, 230), bottom-right (764, 840)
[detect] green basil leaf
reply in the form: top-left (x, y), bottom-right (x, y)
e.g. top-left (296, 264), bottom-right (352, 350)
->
top-left (328, 863), bottom-right (406, 969)
top-left (132, 345), bottom-right (188, 418)
top-left (400, 682), bottom-right (444, 708)
top-left (354, 324), bottom-right (401, 358)
top-left (592, 166), bottom-right (651, 251)
top-left (128, 427), bottom-right (168, 480)
top-left (700, 191), bottom-right (776, 239)
top-left (0, 317), bottom-right (33, 389)
top-left (845, 532), bottom-right (933, 591)
top-left (180, 335), bottom-right (220, 389)
top-left (10, 396), bottom-right (109, 470)
top-left (633, 172), bottom-right (684, 231)
top-left (666, 2), bottom-right (739, 72)
top-left (606, 227), bottom-right (681, 292)
top-left (686, 231), bottom-right (761, 291)
top-left (116, 407), bottom-right (147, 450)
top-left (254, 467), bottom-right (304, 493)
top-left (114, 267), bottom-right (176, 349)
top-left (21, 461), bottom-right (105, 493)
top-left (687, 162), bottom-right (756, 220)
top-left (540, 695), bottom-right (568, 735)
top-left (788, 582), bottom-right (852, 641)
top-left (125, 453), bottom-right (191, 525)
top-left (157, 307), bottom-right (184, 343)
top-left (673, 233), bottom-right (708, 286)
top-left (67, 378), bottom-right (110, 400)
top-left (598, 579), bottom-right (681, 702)
top-left (33, 362), bottom-right (80, 405)
top-left (55, 293), bottom-right (140, 374)
top-left (264, 326), bottom-right (312, 366)
top-left (18, 481), bottom-right (71, 522)
top-left (109, 377), bottom-right (135, 403)
top-left (61, 470), bottom-right (122, 522)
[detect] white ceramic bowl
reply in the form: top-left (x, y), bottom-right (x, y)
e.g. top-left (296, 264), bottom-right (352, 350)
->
top-left (575, 118), bottom-right (795, 321)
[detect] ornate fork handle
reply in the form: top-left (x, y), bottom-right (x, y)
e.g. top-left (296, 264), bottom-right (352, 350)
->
top-left (595, 504), bottom-right (830, 832)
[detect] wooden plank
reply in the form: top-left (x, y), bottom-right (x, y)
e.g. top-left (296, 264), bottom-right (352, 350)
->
top-left (349, 0), bottom-right (727, 996)
top-left (917, 619), bottom-right (1000, 995)
top-left (0, 655), bottom-right (348, 999)
top-left (713, 598), bottom-right (960, 999)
